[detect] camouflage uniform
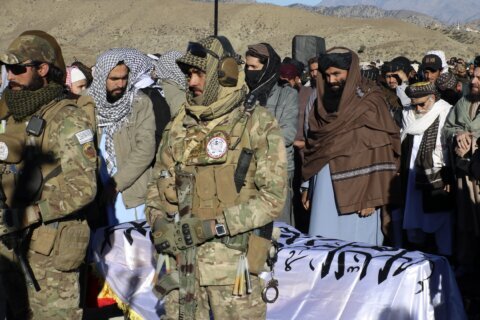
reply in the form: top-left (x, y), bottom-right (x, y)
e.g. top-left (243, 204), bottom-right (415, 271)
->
top-left (146, 37), bottom-right (287, 320)
top-left (0, 33), bottom-right (97, 319)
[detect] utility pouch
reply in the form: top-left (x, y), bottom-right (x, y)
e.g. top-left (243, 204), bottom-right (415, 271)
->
top-left (157, 170), bottom-right (177, 204)
top-left (221, 232), bottom-right (249, 251)
top-left (53, 220), bottom-right (90, 271)
top-left (30, 225), bottom-right (57, 256)
top-left (153, 270), bottom-right (180, 299)
top-left (246, 234), bottom-right (271, 275)
top-left (175, 166), bottom-right (195, 217)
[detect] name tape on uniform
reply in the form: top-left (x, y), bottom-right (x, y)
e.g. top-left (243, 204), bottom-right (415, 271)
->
top-left (75, 129), bottom-right (94, 145)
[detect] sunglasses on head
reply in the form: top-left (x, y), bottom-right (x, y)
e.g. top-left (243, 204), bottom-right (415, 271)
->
top-left (4, 62), bottom-right (41, 75)
top-left (187, 42), bottom-right (220, 60)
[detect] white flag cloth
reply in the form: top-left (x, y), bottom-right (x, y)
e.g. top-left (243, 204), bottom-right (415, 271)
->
top-left (91, 221), bottom-right (466, 320)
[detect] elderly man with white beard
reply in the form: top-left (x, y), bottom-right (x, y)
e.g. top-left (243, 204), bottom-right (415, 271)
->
top-left (400, 82), bottom-right (453, 258)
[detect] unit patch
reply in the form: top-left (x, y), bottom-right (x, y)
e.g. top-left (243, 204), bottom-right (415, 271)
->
top-left (82, 142), bottom-right (97, 162)
top-left (0, 142), bottom-right (8, 161)
top-left (206, 135), bottom-right (228, 159)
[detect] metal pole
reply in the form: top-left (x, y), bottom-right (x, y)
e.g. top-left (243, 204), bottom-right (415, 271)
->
top-left (214, 0), bottom-right (218, 36)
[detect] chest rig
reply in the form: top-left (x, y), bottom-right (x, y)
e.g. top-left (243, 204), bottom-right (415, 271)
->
top-left (169, 107), bottom-right (258, 220)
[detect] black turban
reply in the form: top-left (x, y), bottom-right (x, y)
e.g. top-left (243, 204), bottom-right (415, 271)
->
top-left (318, 52), bottom-right (352, 72)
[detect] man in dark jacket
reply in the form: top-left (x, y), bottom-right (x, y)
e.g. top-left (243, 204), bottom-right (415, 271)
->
top-left (245, 43), bottom-right (298, 226)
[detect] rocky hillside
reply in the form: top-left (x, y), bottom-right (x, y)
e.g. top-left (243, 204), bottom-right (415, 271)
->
top-left (0, 0), bottom-right (478, 66)
top-left (319, 0), bottom-right (480, 24)
top-left (291, 4), bottom-right (442, 28)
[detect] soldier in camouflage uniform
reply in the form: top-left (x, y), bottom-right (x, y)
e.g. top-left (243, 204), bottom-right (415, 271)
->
top-left (0, 32), bottom-right (97, 319)
top-left (146, 36), bottom-right (287, 319)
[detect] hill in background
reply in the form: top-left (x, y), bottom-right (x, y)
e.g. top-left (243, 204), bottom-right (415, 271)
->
top-left (291, 4), bottom-right (443, 28)
top-left (318, 0), bottom-right (480, 24)
top-left (0, 0), bottom-right (478, 66)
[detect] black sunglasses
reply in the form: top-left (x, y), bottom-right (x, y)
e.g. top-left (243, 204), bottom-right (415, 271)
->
top-left (412, 99), bottom-right (431, 108)
top-left (187, 42), bottom-right (220, 60)
top-left (5, 62), bottom-right (41, 75)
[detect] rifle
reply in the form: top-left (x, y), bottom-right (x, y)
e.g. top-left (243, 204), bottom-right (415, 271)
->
top-left (0, 175), bottom-right (41, 292)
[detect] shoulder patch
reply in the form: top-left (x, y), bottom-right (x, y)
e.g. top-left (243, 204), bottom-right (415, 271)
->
top-left (82, 142), bottom-right (97, 162)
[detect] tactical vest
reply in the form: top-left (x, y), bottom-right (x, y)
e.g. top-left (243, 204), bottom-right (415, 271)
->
top-left (171, 109), bottom-right (259, 220)
top-left (0, 99), bottom-right (79, 209)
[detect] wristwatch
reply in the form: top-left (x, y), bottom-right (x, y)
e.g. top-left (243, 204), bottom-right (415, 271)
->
top-left (215, 223), bottom-right (227, 237)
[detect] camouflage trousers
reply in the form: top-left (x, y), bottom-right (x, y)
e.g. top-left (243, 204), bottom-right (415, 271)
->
top-left (163, 272), bottom-right (266, 320)
top-left (0, 248), bottom-right (82, 320)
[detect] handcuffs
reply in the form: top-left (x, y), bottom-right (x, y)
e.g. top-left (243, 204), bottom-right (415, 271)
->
top-left (262, 240), bottom-right (279, 303)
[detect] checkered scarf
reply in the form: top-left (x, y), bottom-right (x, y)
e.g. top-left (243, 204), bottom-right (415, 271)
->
top-left (153, 51), bottom-right (186, 90)
top-left (88, 48), bottom-right (154, 174)
top-left (177, 37), bottom-right (221, 107)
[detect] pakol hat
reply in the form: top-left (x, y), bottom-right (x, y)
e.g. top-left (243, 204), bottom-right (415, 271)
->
top-left (405, 81), bottom-right (438, 99)
top-left (435, 72), bottom-right (457, 91)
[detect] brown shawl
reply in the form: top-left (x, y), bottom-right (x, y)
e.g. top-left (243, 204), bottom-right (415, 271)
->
top-left (303, 48), bottom-right (401, 214)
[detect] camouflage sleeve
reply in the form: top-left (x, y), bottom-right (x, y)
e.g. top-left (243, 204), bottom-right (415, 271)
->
top-left (145, 124), bottom-right (178, 226)
top-left (37, 105), bottom-right (97, 222)
top-left (222, 108), bottom-right (287, 236)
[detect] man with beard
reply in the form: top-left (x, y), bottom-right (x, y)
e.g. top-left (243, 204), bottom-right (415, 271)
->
top-left (444, 64), bottom-right (480, 277)
top-left (0, 31), bottom-right (96, 319)
top-left (245, 43), bottom-right (298, 226)
top-left (88, 48), bottom-right (156, 226)
top-left (401, 82), bottom-right (453, 258)
top-left (146, 36), bottom-right (286, 319)
top-left (302, 48), bottom-right (400, 245)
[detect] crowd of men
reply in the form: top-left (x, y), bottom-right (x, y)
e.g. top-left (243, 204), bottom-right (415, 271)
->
top-left (0, 29), bottom-right (479, 319)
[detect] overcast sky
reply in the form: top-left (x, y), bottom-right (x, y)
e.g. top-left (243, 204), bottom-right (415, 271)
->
top-left (257, 0), bottom-right (320, 5)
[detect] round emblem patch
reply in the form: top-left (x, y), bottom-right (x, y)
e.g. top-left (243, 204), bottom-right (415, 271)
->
top-left (206, 136), bottom-right (228, 159)
top-left (82, 142), bottom-right (97, 162)
top-left (0, 142), bottom-right (9, 161)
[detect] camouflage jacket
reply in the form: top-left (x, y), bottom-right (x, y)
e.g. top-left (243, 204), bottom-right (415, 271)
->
top-left (146, 105), bottom-right (287, 285)
top-left (0, 97), bottom-right (97, 222)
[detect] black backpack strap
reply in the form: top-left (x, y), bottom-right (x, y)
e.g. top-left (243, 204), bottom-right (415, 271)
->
top-left (140, 87), bottom-right (172, 152)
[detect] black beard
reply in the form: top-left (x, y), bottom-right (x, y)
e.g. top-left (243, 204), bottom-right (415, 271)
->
top-left (107, 89), bottom-right (125, 103)
top-left (323, 82), bottom-right (344, 113)
top-left (466, 91), bottom-right (480, 103)
top-left (8, 72), bottom-right (44, 91)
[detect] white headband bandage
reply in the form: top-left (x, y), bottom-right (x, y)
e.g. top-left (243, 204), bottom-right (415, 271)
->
top-left (71, 67), bottom-right (86, 83)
